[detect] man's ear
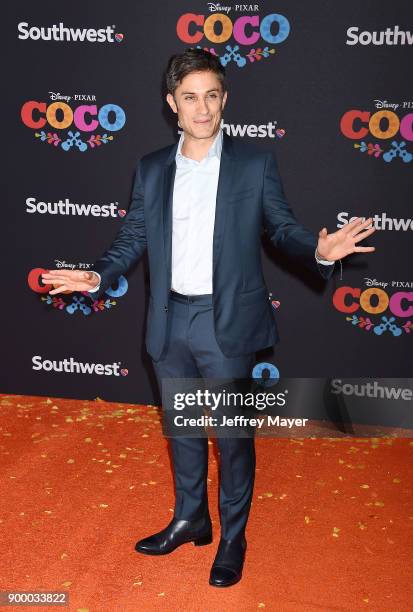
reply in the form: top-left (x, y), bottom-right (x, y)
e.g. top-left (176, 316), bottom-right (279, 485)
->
top-left (166, 93), bottom-right (177, 114)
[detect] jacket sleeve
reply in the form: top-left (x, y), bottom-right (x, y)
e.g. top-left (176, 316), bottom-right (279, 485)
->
top-left (91, 159), bottom-right (147, 299)
top-left (262, 150), bottom-right (335, 280)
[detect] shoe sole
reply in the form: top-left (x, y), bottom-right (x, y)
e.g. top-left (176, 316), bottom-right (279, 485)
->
top-left (135, 533), bottom-right (213, 555)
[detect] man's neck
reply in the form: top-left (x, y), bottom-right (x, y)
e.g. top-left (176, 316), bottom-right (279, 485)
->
top-left (181, 129), bottom-right (220, 162)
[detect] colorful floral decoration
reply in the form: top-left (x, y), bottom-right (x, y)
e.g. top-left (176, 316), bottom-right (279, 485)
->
top-left (354, 140), bottom-right (412, 163)
top-left (35, 130), bottom-right (114, 152)
top-left (34, 131), bottom-right (61, 147)
top-left (40, 292), bottom-right (117, 316)
top-left (197, 45), bottom-right (275, 68)
top-left (346, 314), bottom-right (411, 337)
top-left (87, 134), bottom-right (114, 148)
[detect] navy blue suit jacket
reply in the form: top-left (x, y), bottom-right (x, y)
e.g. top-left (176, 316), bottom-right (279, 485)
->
top-left (92, 132), bottom-right (335, 361)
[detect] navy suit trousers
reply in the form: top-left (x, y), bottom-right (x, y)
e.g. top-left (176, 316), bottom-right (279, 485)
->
top-left (152, 290), bottom-right (256, 541)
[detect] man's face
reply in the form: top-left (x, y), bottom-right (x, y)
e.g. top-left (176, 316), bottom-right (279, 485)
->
top-left (166, 70), bottom-right (227, 140)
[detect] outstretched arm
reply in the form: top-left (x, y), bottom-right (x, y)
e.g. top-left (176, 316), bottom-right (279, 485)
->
top-left (262, 152), bottom-right (377, 279)
top-left (262, 151), bottom-right (335, 280)
top-left (42, 159), bottom-right (147, 298)
top-left (90, 159), bottom-right (147, 297)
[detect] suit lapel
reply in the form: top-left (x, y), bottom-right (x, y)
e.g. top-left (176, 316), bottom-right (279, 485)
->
top-left (162, 130), bottom-right (236, 291)
top-left (162, 157), bottom-right (176, 293)
top-left (212, 132), bottom-right (236, 276)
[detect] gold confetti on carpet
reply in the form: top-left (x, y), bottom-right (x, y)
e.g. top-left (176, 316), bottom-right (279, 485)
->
top-left (0, 393), bottom-right (412, 611)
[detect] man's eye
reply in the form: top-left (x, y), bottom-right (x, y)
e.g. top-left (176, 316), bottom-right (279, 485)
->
top-left (185, 96), bottom-right (194, 101)
top-left (208, 94), bottom-right (217, 98)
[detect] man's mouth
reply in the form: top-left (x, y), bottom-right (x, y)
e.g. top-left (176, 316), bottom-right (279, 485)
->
top-left (194, 119), bottom-right (211, 124)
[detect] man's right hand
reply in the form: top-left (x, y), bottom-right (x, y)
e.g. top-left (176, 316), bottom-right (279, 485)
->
top-left (41, 270), bottom-right (100, 295)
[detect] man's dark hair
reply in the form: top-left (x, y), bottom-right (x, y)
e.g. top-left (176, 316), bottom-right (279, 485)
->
top-left (166, 48), bottom-right (226, 96)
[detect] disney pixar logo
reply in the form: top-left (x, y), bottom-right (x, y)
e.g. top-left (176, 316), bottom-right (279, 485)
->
top-left (332, 277), bottom-right (413, 338)
top-left (21, 92), bottom-right (126, 153)
top-left (340, 99), bottom-right (413, 164)
top-left (176, 7), bottom-right (290, 67)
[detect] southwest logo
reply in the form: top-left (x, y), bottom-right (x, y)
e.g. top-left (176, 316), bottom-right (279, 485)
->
top-left (18, 22), bottom-right (124, 44)
top-left (32, 355), bottom-right (128, 376)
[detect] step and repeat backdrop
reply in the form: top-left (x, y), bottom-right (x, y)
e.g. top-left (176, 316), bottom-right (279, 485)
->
top-left (2, 1), bottom-right (411, 405)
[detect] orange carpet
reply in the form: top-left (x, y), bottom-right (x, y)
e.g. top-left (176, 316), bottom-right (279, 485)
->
top-left (0, 393), bottom-right (412, 612)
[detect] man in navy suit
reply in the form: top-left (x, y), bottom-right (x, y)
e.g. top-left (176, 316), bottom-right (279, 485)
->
top-left (42, 48), bottom-right (376, 587)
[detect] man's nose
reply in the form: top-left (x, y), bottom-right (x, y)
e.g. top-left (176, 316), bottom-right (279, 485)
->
top-left (196, 97), bottom-right (209, 113)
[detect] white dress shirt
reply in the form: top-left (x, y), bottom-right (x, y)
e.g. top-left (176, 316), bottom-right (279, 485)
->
top-left (170, 127), bottom-right (222, 294)
top-left (88, 128), bottom-right (333, 294)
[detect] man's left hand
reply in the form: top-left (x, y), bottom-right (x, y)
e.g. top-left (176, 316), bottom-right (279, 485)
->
top-left (316, 217), bottom-right (377, 262)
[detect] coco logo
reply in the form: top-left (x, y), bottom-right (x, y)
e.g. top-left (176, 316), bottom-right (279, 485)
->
top-left (340, 106), bottom-right (413, 164)
top-left (28, 267), bottom-right (128, 316)
top-left (21, 98), bottom-right (126, 152)
top-left (176, 11), bottom-right (290, 67)
top-left (332, 282), bottom-right (413, 337)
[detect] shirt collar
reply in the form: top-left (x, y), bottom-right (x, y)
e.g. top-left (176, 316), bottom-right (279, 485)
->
top-left (175, 127), bottom-right (223, 164)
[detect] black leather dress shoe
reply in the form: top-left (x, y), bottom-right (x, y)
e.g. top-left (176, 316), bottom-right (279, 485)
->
top-left (135, 516), bottom-right (212, 555)
top-left (209, 536), bottom-right (247, 587)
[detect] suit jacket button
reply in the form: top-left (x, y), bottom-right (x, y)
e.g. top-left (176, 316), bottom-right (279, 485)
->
top-left (164, 305), bottom-right (168, 312)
